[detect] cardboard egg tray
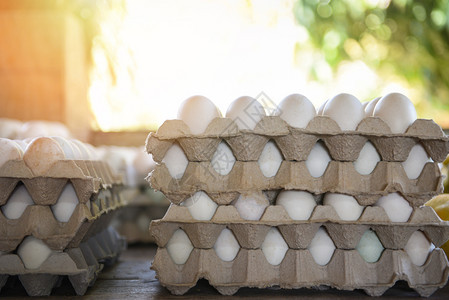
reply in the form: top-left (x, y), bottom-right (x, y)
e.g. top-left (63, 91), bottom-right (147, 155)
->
top-left (147, 116), bottom-right (449, 163)
top-left (147, 115), bottom-right (449, 296)
top-left (0, 152), bottom-right (127, 296)
top-left (0, 227), bottom-right (126, 296)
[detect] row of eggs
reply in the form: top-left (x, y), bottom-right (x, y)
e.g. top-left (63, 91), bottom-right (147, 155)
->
top-left (163, 140), bottom-right (431, 181)
top-left (181, 191), bottom-right (414, 223)
top-left (165, 227), bottom-right (434, 268)
top-left (176, 92), bottom-right (417, 134)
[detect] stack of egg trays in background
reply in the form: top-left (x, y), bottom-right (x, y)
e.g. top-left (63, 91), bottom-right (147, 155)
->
top-left (0, 138), bottom-right (126, 296)
top-left (147, 115), bottom-right (449, 297)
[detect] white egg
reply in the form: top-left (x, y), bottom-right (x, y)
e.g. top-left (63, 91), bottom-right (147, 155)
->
top-left (364, 97), bottom-right (381, 117)
top-left (181, 191), bottom-right (218, 220)
top-left (356, 230), bottom-right (384, 263)
top-left (234, 193), bottom-right (269, 220)
top-left (17, 121), bottom-right (49, 139)
top-left (211, 141), bottom-right (236, 175)
top-left (166, 229), bottom-right (194, 265)
top-left (1, 185), bottom-right (34, 219)
top-left (353, 141), bottom-right (381, 175)
top-left (51, 136), bottom-right (76, 159)
top-left (305, 141), bottom-right (332, 178)
top-left (375, 193), bottom-right (413, 222)
top-left (404, 231), bottom-right (434, 266)
top-left (323, 193), bottom-right (364, 221)
top-left (373, 93), bottom-right (417, 133)
top-left (258, 141), bottom-right (283, 177)
top-left (226, 96), bottom-right (266, 130)
top-left (261, 228), bottom-right (289, 265)
top-left (273, 94), bottom-right (316, 128)
top-left (14, 139), bottom-right (28, 152)
top-left (162, 144), bottom-right (189, 179)
top-left (51, 184), bottom-right (79, 222)
top-left (402, 144), bottom-right (431, 179)
top-left (317, 99), bottom-right (328, 115)
top-left (177, 95), bottom-right (221, 134)
top-left (17, 236), bottom-right (53, 269)
top-left (214, 228), bottom-right (240, 262)
top-left (322, 93), bottom-right (364, 131)
top-left (70, 140), bottom-right (91, 160)
top-left (0, 138), bottom-right (23, 168)
top-left (23, 137), bottom-right (66, 175)
top-left (307, 227), bottom-right (336, 266)
top-left (276, 190), bottom-right (316, 220)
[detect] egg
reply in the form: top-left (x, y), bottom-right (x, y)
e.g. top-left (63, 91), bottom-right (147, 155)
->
top-left (307, 227), bottom-right (336, 266)
top-left (323, 193), bottom-right (364, 221)
top-left (356, 229), bottom-right (384, 263)
top-left (226, 96), bottom-right (266, 130)
top-left (234, 192), bottom-right (269, 220)
top-left (132, 147), bottom-right (157, 177)
top-left (273, 94), bottom-right (316, 128)
top-left (317, 99), bottom-right (328, 115)
top-left (402, 144), bottom-right (431, 179)
top-left (0, 138), bottom-right (23, 168)
top-left (17, 236), bottom-right (53, 269)
top-left (51, 184), bottom-right (79, 222)
top-left (70, 140), bottom-right (91, 160)
top-left (14, 139), bottom-right (29, 152)
top-left (162, 143), bottom-right (189, 179)
top-left (23, 137), bottom-right (65, 175)
top-left (261, 227), bottom-right (289, 265)
top-left (166, 229), bottom-right (194, 265)
top-left (1, 185), bottom-right (34, 219)
top-left (276, 190), bottom-right (316, 220)
top-left (373, 93), bottom-right (417, 133)
top-left (353, 141), bottom-right (381, 175)
top-left (177, 95), bottom-right (221, 134)
top-left (305, 141), bottom-right (332, 178)
top-left (51, 136), bottom-right (76, 159)
top-left (364, 97), bottom-right (381, 117)
top-left (322, 93), bottom-right (364, 131)
top-left (213, 228), bottom-right (240, 262)
top-left (181, 191), bottom-right (218, 220)
top-left (17, 121), bottom-right (49, 139)
top-left (404, 231), bottom-right (434, 266)
top-left (258, 140), bottom-right (283, 177)
top-left (211, 141), bottom-right (236, 175)
top-left (375, 193), bottom-right (413, 222)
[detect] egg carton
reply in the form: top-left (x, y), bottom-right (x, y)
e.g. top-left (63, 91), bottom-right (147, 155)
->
top-left (150, 205), bottom-right (449, 251)
top-left (149, 161), bottom-right (443, 207)
top-left (147, 116), bottom-right (449, 163)
top-left (0, 227), bottom-right (126, 296)
top-left (151, 247), bottom-right (448, 297)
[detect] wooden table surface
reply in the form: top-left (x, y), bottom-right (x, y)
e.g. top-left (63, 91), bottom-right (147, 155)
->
top-left (2, 244), bottom-right (449, 299)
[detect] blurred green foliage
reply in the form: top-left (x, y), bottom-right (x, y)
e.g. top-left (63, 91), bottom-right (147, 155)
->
top-left (293, 0), bottom-right (449, 123)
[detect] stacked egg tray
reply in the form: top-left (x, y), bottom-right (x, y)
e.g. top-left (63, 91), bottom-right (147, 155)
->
top-left (147, 116), bottom-right (449, 296)
top-left (0, 153), bottom-right (126, 295)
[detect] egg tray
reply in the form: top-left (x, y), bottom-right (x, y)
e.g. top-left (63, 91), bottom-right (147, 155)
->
top-left (151, 246), bottom-right (448, 297)
top-left (146, 116), bottom-right (449, 163)
top-left (0, 227), bottom-right (126, 296)
top-left (149, 160), bottom-right (443, 207)
top-left (150, 205), bottom-right (449, 251)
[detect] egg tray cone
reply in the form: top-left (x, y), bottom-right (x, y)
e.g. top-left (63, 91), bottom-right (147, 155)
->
top-left (149, 160), bottom-right (443, 206)
top-left (146, 116), bottom-right (449, 163)
top-left (151, 247), bottom-right (448, 297)
top-left (0, 227), bottom-right (126, 296)
top-left (149, 205), bottom-right (449, 297)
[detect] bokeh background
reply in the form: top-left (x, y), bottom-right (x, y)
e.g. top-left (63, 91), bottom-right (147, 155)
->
top-left (1, 0), bottom-right (449, 138)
